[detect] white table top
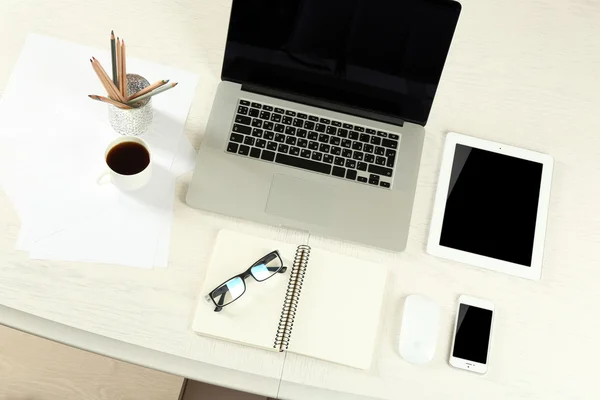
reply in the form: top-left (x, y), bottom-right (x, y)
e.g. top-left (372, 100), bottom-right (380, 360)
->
top-left (2, 0), bottom-right (600, 399)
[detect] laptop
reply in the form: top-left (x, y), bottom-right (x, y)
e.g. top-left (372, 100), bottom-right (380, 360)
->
top-left (187, 0), bottom-right (462, 251)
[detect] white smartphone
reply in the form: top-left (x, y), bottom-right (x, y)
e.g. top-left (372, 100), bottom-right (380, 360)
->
top-left (449, 295), bottom-right (494, 374)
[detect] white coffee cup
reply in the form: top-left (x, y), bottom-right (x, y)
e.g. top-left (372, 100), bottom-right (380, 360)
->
top-left (99, 136), bottom-right (152, 191)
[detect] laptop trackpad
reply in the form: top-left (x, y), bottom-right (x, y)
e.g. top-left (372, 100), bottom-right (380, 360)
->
top-left (265, 174), bottom-right (332, 226)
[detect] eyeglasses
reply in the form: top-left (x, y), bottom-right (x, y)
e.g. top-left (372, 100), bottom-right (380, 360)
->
top-left (205, 250), bottom-right (287, 312)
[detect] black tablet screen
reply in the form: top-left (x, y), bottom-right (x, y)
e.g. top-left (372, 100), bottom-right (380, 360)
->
top-left (440, 144), bottom-right (543, 266)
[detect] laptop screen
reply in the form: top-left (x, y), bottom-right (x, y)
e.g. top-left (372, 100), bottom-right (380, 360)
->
top-left (222, 0), bottom-right (461, 126)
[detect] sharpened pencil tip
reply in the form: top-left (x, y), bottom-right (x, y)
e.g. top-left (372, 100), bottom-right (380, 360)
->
top-left (172, 82), bottom-right (179, 87)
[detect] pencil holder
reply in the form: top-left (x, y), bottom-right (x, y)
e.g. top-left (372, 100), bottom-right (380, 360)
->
top-left (108, 74), bottom-right (153, 136)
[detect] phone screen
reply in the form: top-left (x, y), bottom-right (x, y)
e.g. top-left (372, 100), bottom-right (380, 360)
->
top-left (453, 304), bottom-right (493, 363)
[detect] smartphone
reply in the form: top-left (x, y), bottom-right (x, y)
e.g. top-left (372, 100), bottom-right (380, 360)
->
top-left (449, 295), bottom-right (494, 374)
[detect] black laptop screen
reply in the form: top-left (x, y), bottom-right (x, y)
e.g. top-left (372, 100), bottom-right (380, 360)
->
top-left (222, 0), bottom-right (461, 125)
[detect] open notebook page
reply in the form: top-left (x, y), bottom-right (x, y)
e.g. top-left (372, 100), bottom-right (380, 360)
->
top-left (193, 230), bottom-right (299, 350)
top-left (287, 248), bottom-right (388, 369)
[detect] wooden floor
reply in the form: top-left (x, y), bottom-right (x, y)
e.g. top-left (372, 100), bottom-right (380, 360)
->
top-left (0, 325), bottom-right (269, 400)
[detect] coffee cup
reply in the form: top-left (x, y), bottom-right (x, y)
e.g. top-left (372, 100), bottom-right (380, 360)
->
top-left (99, 136), bottom-right (152, 191)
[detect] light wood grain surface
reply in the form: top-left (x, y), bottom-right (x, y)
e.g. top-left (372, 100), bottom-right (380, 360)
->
top-left (0, 325), bottom-right (184, 400)
top-left (1, 0), bottom-right (600, 399)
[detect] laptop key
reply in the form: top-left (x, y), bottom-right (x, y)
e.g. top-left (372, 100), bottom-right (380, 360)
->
top-left (249, 108), bottom-right (260, 118)
top-left (326, 126), bottom-right (337, 135)
top-left (285, 126), bottom-right (296, 135)
top-left (251, 102), bottom-right (262, 109)
top-left (360, 134), bottom-right (370, 143)
top-left (238, 106), bottom-right (248, 115)
top-left (276, 154), bottom-right (332, 175)
top-left (352, 142), bottom-right (363, 151)
top-left (274, 124), bottom-right (285, 133)
top-left (323, 154), bottom-right (334, 164)
top-left (290, 146), bottom-right (300, 156)
top-left (334, 157), bottom-right (345, 166)
top-left (235, 115), bottom-right (252, 125)
top-left (263, 121), bottom-right (274, 130)
top-left (308, 131), bottom-right (318, 140)
top-left (389, 134), bottom-right (400, 140)
top-left (239, 100), bottom-right (250, 106)
top-left (286, 136), bottom-right (297, 145)
top-left (251, 119), bottom-right (263, 128)
top-left (244, 136), bottom-right (255, 146)
top-left (278, 144), bottom-right (289, 154)
top-left (382, 139), bottom-right (398, 149)
top-left (337, 128), bottom-right (348, 138)
top-left (364, 144), bottom-right (374, 153)
top-left (252, 128), bottom-right (263, 137)
top-left (319, 144), bottom-right (330, 153)
top-left (358, 176), bottom-right (368, 183)
top-left (376, 156), bottom-right (386, 166)
top-left (353, 151), bottom-right (364, 161)
top-left (230, 133), bottom-right (244, 143)
top-left (275, 133), bottom-right (286, 143)
top-left (386, 157), bottom-right (394, 168)
top-left (375, 146), bottom-right (386, 156)
top-left (332, 166), bottom-right (345, 178)
top-left (308, 141), bottom-right (319, 150)
top-left (315, 123), bottom-right (326, 133)
top-left (343, 123), bottom-right (353, 129)
top-left (320, 118), bottom-right (331, 124)
top-left (274, 108), bottom-right (284, 114)
top-left (297, 139), bottom-right (308, 148)
top-left (286, 110), bottom-right (296, 116)
top-left (250, 148), bottom-right (261, 158)
top-left (386, 149), bottom-right (397, 158)
top-left (312, 152), bottom-right (323, 162)
top-left (349, 131), bottom-right (359, 140)
top-left (263, 105), bottom-right (273, 111)
top-left (368, 164), bottom-right (393, 177)
top-left (318, 134), bottom-right (329, 143)
top-left (365, 154), bottom-right (375, 164)
top-left (341, 139), bottom-right (352, 148)
top-left (271, 113), bottom-right (282, 122)
top-left (260, 111), bottom-right (271, 120)
top-left (331, 146), bottom-right (341, 156)
top-left (283, 116), bottom-right (293, 125)
top-left (366, 128), bottom-right (376, 135)
top-left (380, 181), bottom-right (391, 188)
top-left (267, 142), bottom-right (278, 151)
top-left (346, 169), bottom-right (357, 180)
top-left (355, 126), bottom-right (365, 132)
top-left (300, 149), bottom-right (311, 158)
top-left (371, 136), bottom-right (381, 145)
top-left (261, 149), bottom-right (275, 162)
top-left (369, 174), bottom-right (380, 185)
top-left (330, 137), bottom-right (341, 146)
top-left (331, 121), bottom-right (341, 127)
top-left (264, 131), bottom-right (274, 140)
top-left (256, 139), bottom-right (267, 149)
top-left (357, 162), bottom-right (367, 171)
top-left (345, 159), bottom-right (356, 169)
top-left (297, 113), bottom-right (307, 119)
top-left (377, 131), bottom-right (388, 137)
top-left (296, 129), bottom-right (308, 138)
top-left (304, 121), bottom-right (316, 130)
top-left (309, 115), bottom-right (319, 122)
top-left (342, 149), bottom-right (353, 158)
top-left (227, 142), bottom-right (239, 153)
top-left (293, 118), bottom-right (304, 127)
top-left (238, 145), bottom-right (250, 156)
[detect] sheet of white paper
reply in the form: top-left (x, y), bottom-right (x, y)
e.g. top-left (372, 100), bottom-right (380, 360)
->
top-left (0, 34), bottom-right (202, 268)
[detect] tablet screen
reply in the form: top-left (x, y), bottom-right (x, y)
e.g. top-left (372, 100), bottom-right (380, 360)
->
top-left (440, 144), bottom-right (543, 266)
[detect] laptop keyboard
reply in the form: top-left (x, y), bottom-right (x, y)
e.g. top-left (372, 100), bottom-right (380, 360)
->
top-left (226, 99), bottom-right (400, 189)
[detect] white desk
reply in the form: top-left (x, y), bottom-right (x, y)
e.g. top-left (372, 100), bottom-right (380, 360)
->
top-left (1, 0), bottom-right (599, 399)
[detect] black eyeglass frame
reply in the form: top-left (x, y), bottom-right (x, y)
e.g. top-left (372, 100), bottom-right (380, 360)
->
top-left (206, 250), bottom-right (287, 312)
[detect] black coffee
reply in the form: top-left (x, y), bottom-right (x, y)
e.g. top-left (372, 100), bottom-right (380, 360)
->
top-left (106, 142), bottom-right (150, 175)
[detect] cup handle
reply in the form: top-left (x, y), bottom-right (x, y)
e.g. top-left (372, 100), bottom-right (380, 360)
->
top-left (97, 170), bottom-right (112, 186)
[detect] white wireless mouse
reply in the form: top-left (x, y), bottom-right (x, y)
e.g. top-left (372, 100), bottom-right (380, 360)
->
top-left (398, 294), bottom-right (440, 365)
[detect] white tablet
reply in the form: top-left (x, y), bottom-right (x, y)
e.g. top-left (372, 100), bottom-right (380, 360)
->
top-left (427, 132), bottom-right (553, 280)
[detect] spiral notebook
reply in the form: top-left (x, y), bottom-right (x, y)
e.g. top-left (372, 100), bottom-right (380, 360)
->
top-left (192, 230), bottom-right (388, 370)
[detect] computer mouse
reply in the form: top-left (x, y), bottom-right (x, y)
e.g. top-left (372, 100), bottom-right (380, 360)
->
top-left (398, 294), bottom-right (441, 365)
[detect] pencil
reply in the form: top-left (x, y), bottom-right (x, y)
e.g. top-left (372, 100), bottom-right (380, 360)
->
top-left (91, 57), bottom-right (125, 102)
top-left (111, 30), bottom-right (118, 87)
top-left (128, 80), bottom-right (169, 101)
top-left (128, 82), bottom-right (178, 104)
top-left (121, 39), bottom-right (127, 98)
top-left (116, 37), bottom-right (122, 97)
top-left (88, 94), bottom-right (133, 109)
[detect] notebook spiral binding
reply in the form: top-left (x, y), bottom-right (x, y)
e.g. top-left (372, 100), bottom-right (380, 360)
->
top-left (273, 245), bottom-right (311, 352)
